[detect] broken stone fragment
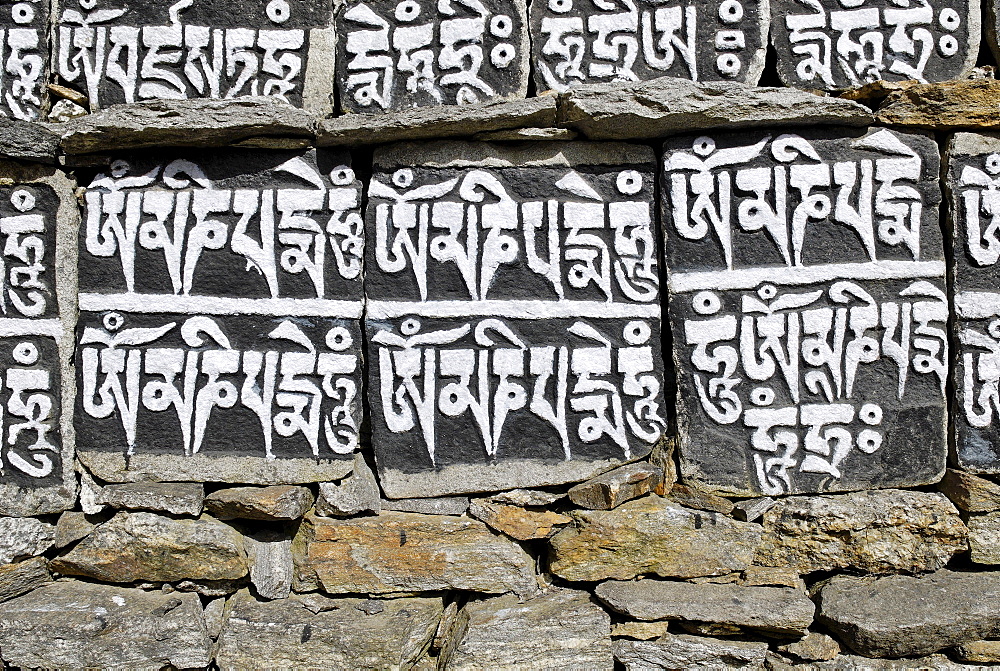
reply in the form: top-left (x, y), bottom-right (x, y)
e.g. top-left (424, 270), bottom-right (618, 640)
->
top-left (99, 482), bottom-right (205, 516)
top-left (205, 485), bottom-right (315, 521)
top-left (567, 462), bottom-right (663, 510)
top-left (611, 620), bottom-right (673, 640)
top-left (53, 512), bottom-right (94, 549)
top-left (383, 497), bottom-right (471, 516)
top-left (245, 531), bottom-right (294, 601)
top-left (953, 639), bottom-right (1000, 663)
top-left (488, 489), bottom-right (564, 507)
top-left (668, 484), bottom-right (735, 515)
top-left (967, 512), bottom-right (1000, 565)
top-left (939, 469), bottom-right (1000, 513)
top-left (876, 80), bottom-right (1000, 129)
top-left (733, 497), bottom-right (777, 522)
top-left (468, 499), bottom-right (572, 540)
top-left (613, 634), bottom-right (769, 671)
top-left (777, 632), bottom-right (842, 662)
top-left (0, 558), bottom-right (50, 604)
top-left (315, 454), bottom-right (381, 517)
top-left (0, 517), bottom-right (55, 565)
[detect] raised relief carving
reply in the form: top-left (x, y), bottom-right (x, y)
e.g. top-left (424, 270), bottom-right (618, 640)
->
top-left (1, 0), bottom-right (46, 119)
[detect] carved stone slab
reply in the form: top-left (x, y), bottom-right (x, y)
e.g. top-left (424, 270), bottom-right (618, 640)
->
top-left (771, 0), bottom-right (979, 91)
top-left (54, 0), bottom-right (337, 113)
top-left (530, 0), bottom-right (768, 92)
top-left (335, 0), bottom-right (529, 113)
top-left (366, 141), bottom-right (667, 498)
top-left (0, 161), bottom-right (78, 516)
top-left (76, 149), bottom-right (363, 484)
top-left (1, 0), bottom-right (47, 120)
top-left (663, 128), bottom-right (946, 496)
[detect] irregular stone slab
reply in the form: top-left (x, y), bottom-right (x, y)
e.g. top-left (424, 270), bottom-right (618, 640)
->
top-left (668, 484), bottom-right (734, 515)
top-left (54, 511), bottom-right (94, 548)
top-left (778, 632), bottom-right (841, 662)
top-left (939, 470), bottom-right (1000, 512)
top-left (968, 512), bottom-right (1000, 564)
top-left (877, 80), bottom-right (1000, 130)
top-left (473, 127), bottom-right (578, 141)
top-left (613, 635), bottom-right (768, 670)
top-left (51, 511), bottom-right (250, 583)
top-left (315, 454), bottom-right (381, 517)
top-left (559, 78), bottom-right (873, 140)
top-left (612, 620), bottom-right (672, 640)
top-left (0, 558), bottom-right (50, 603)
top-left (665, 128), bottom-right (946, 496)
top-left (772, 0), bottom-right (978, 91)
top-left (595, 579), bottom-right (815, 635)
top-left (741, 566), bottom-right (805, 590)
top-left (76, 148), bottom-right (363, 485)
top-left (489, 488), bottom-right (564, 506)
top-left (53, 0), bottom-right (336, 114)
top-left (292, 511), bottom-right (537, 596)
top-left (0, 581), bottom-right (211, 669)
top-left (733, 497), bottom-right (777, 522)
top-left (0, 119), bottom-right (61, 164)
top-left (548, 494), bottom-right (762, 581)
top-left (567, 462), bottom-right (663, 510)
top-left (367, 141), bottom-right (667, 498)
top-left (336, 0), bottom-right (528, 113)
top-left (817, 570), bottom-right (1000, 658)
top-left (216, 589), bottom-right (442, 670)
top-left (0, 1), bottom-right (48, 120)
top-left (954, 640), bottom-right (1000, 663)
top-left (531, 0), bottom-right (767, 93)
top-left (468, 499), bottom-right (572, 540)
top-left (0, 516), bottom-right (54, 564)
top-left (769, 652), bottom-right (979, 670)
top-left (383, 496), bottom-right (471, 515)
top-left (756, 490), bottom-right (966, 573)
top-left (206, 486), bottom-right (314, 521)
top-left (246, 532), bottom-right (293, 600)
top-left (445, 588), bottom-right (612, 669)
top-left (99, 482), bottom-right (205, 516)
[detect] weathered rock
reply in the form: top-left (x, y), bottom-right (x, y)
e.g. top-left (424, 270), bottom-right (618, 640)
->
top-left (48, 99), bottom-right (88, 123)
top-left (733, 497), bottom-right (778, 522)
top-left (99, 482), bottom-right (204, 516)
top-left (939, 470), bottom-right (1000, 512)
top-left (596, 579), bottom-right (814, 635)
top-left (953, 639), bottom-right (1000, 663)
top-left (0, 120), bottom-right (60, 164)
top-left (472, 127), bottom-right (578, 141)
top-left (0, 558), bottom-right (50, 603)
top-left (876, 80), bottom-right (1000, 129)
top-left (769, 652), bottom-right (980, 670)
top-left (755, 490), bottom-right (967, 573)
top-left (383, 497), bottom-right (471, 516)
top-left (216, 589), bottom-right (443, 670)
top-left (246, 532), bottom-right (293, 600)
top-left (548, 495), bottom-right (762, 582)
top-left (668, 484), bottom-right (735, 515)
top-left (558, 78), bottom-right (873, 140)
top-left (205, 485), bottom-right (315, 521)
top-left (51, 512), bottom-right (249, 583)
top-left (612, 620), bottom-right (673, 640)
top-left (778, 632), bottom-right (842, 662)
top-left (489, 489), bottom-right (564, 507)
top-left (679, 621), bottom-right (744, 637)
top-left (468, 500), bottom-right (572, 540)
top-left (54, 512), bottom-right (96, 549)
top-left (968, 512), bottom-right (1000, 564)
top-left (0, 517), bottom-right (55, 564)
top-left (0, 582), bottom-right (211, 669)
top-left (315, 454), bottom-right (381, 517)
top-left (649, 437), bottom-right (678, 495)
top-left (817, 570), bottom-right (1000, 657)
top-left (740, 567), bottom-right (805, 590)
top-left (613, 635), bottom-right (768, 670)
top-left (292, 512), bottom-right (537, 596)
top-left (568, 463), bottom-right (663, 510)
top-left (174, 579), bottom-right (244, 598)
top-left (204, 597), bottom-right (226, 640)
top-left (445, 589), bottom-right (612, 669)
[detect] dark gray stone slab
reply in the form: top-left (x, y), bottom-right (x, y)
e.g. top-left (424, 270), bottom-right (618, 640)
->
top-left (663, 127), bottom-right (946, 496)
top-left (772, 0), bottom-right (979, 92)
top-left (366, 141), bottom-right (667, 497)
top-left (336, 0), bottom-right (529, 113)
top-left (53, 0), bottom-right (336, 113)
top-left (1, 1), bottom-right (47, 120)
top-left (531, 0), bottom-right (768, 93)
top-left (75, 149), bottom-right (363, 484)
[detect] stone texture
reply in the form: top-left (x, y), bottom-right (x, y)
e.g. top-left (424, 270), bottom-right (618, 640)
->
top-left (316, 454), bottom-right (381, 517)
top-left (468, 499), bottom-right (572, 540)
top-left (99, 482), bottom-right (205, 516)
top-left (0, 120), bottom-right (60, 164)
top-left (0, 517), bottom-right (55, 564)
top-left (613, 635), bottom-right (768, 670)
top-left (877, 80), bottom-right (1000, 130)
top-left (769, 652), bottom-right (979, 670)
top-left (0, 582), bottom-right (211, 669)
top-left (473, 127), bottom-right (578, 141)
top-left (668, 484), bottom-right (735, 515)
top-left (953, 639), bottom-right (1000, 663)
top-left (939, 469), bottom-right (1000, 512)
top-left (968, 512), bottom-right (1000, 564)
top-left (489, 489), bottom-right (564, 506)
top-left (567, 462), bottom-right (663, 510)
top-left (246, 532), bottom-right (294, 600)
top-left (740, 567), bottom-right (805, 590)
top-left (0, 558), bottom-right (50, 603)
top-left (755, 490), bottom-right (967, 573)
top-left (205, 485), bottom-right (315, 521)
top-left (51, 512), bottom-right (249, 583)
top-left (204, 597), bottom-right (226, 640)
top-left (292, 512), bottom-right (538, 596)
top-left (595, 579), bottom-right (815, 635)
top-left (733, 497), bottom-right (777, 522)
top-left (778, 632), bottom-right (842, 662)
top-left (54, 512), bottom-right (95, 549)
top-left (216, 589), bottom-right (442, 670)
top-left (445, 589), bottom-right (612, 669)
top-left (558, 78), bottom-right (873, 140)
top-left (612, 620), bottom-right (673, 640)
top-left (383, 497), bottom-right (471, 516)
top-left (817, 570), bottom-right (1000, 657)
top-left (547, 495), bottom-right (762, 582)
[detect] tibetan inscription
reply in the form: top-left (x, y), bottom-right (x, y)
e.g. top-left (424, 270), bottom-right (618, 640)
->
top-left (365, 142), bottom-right (667, 498)
top-left (663, 128), bottom-right (946, 496)
top-left (335, 0), bottom-right (529, 113)
top-left (1, 0), bottom-right (47, 120)
top-left (76, 149), bottom-right (363, 485)
top-left (530, 0), bottom-right (768, 92)
top-left (54, 0), bottom-right (337, 112)
top-left (771, 0), bottom-right (979, 91)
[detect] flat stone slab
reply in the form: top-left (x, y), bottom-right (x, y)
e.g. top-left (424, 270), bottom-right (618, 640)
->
top-left (0, 2), bottom-right (47, 121)
top-left (366, 140), bottom-right (667, 497)
top-left (664, 127), bottom-right (947, 496)
top-left (99, 482), bottom-right (205, 515)
top-left (531, 0), bottom-right (767, 93)
top-left (53, 0), bottom-right (337, 113)
top-left (613, 635), bottom-right (769, 671)
top-left (876, 80), bottom-right (1000, 130)
top-left (772, 0), bottom-right (979, 91)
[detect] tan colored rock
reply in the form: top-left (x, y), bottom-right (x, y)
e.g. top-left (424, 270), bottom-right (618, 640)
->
top-left (679, 622), bottom-right (743, 637)
top-left (778, 632), bottom-right (841, 662)
top-left (0, 558), bottom-right (50, 603)
top-left (611, 621), bottom-right (672, 640)
top-left (968, 512), bottom-right (1000, 565)
top-left (755, 490), bottom-right (967, 573)
top-left (468, 500), bottom-right (572, 540)
top-left (292, 512), bottom-right (537, 596)
top-left (205, 485), bottom-right (314, 521)
top-left (953, 639), bottom-right (1000, 663)
top-left (568, 463), bottom-right (663, 510)
top-left (741, 567), bottom-right (805, 590)
top-left (668, 484), bottom-right (735, 515)
top-left (649, 437), bottom-right (678, 496)
top-left (51, 512), bottom-right (249, 583)
top-left (939, 469), bottom-right (1000, 513)
top-left (548, 495), bottom-right (762, 582)
top-left (876, 80), bottom-right (1000, 129)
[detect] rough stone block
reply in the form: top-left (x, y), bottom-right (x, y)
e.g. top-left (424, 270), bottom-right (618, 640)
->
top-left (613, 635), bottom-right (769, 670)
top-left (366, 141), bottom-right (667, 498)
top-left (0, 0), bottom-right (47, 120)
top-left (0, 557), bottom-right (50, 603)
top-left (75, 149), bottom-right (362, 485)
top-left (668, 483), bottom-right (734, 514)
top-left (205, 485), bottom-right (314, 520)
top-left (777, 632), bottom-right (841, 662)
top-left (939, 469), bottom-right (1000, 512)
top-left (99, 482), bottom-right (205, 515)
top-left (245, 531), bottom-right (293, 600)
top-left (0, 516), bottom-right (54, 564)
top-left (875, 80), bottom-right (1000, 130)
top-left (54, 511), bottom-right (94, 548)
top-left (383, 495), bottom-right (470, 515)
top-left (954, 639), bottom-right (1000, 664)
top-left (315, 453), bottom-right (381, 517)
top-left (567, 462), bottom-right (663, 510)
top-left (969, 511), bottom-right (1000, 564)
top-left (664, 127), bottom-right (946, 496)
top-left (467, 498), bottom-right (572, 539)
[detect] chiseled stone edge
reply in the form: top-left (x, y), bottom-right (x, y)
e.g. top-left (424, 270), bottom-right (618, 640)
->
top-left (373, 138), bottom-right (656, 169)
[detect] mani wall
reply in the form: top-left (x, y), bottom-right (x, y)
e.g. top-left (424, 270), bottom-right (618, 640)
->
top-left (6, 0), bottom-right (1000, 668)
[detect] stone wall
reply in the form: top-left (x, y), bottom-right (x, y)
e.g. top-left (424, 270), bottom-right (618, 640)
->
top-left (5, 0), bottom-right (1000, 668)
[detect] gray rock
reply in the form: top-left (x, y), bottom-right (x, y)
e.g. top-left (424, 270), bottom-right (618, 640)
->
top-left (939, 469), bottom-right (1000, 512)
top-left (316, 454), bottom-right (381, 517)
top-left (668, 484), bottom-right (735, 515)
top-left (558, 78), bottom-right (873, 140)
top-left (79, 470), bottom-right (106, 516)
top-left (0, 517), bottom-right (55, 564)
top-left (99, 482), bottom-right (205, 516)
top-left (246, 532), bottom-right (293, 600)
top-left (568, 462), bottom-right (663, 510)
top-left (48, 99), bottom-right (88, 123)
top-left (778, 632), bottom-right (842, 662)
top-left (0, 120), bottom-right (60, 164)
top-left (215, 589), bottom-right (443, 670)
top-left (595, 579), bottom-right (815, 635)
top-left (203, 597), bottom-right (226, 640)
top-left (383, 497), bottom-right (471, 515)
top-left (766, 652), bottom-right (971, 670)
top-left (613, 634), bottom-right (769, 670)
top-left (472, 127), bottom-right (578, 141)
top-left (0, 581), bottom-right (211, 669)
top-left (445, 588), bottom-right (612, 669)
top-left (969, 512), bottom-right (1000, 564)
top-left (488, 489), bottom-right (564, 507)
top-left (733, 497), bottom-right (777, 522)
top-left (0, 558), bottom-right (50, 603)
top-left (205, 485), bottom-right (315, 521)
top-left (817, 570), bottom-right (1000, 657)
top-left (54, 512), bottom-right (96, 549)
